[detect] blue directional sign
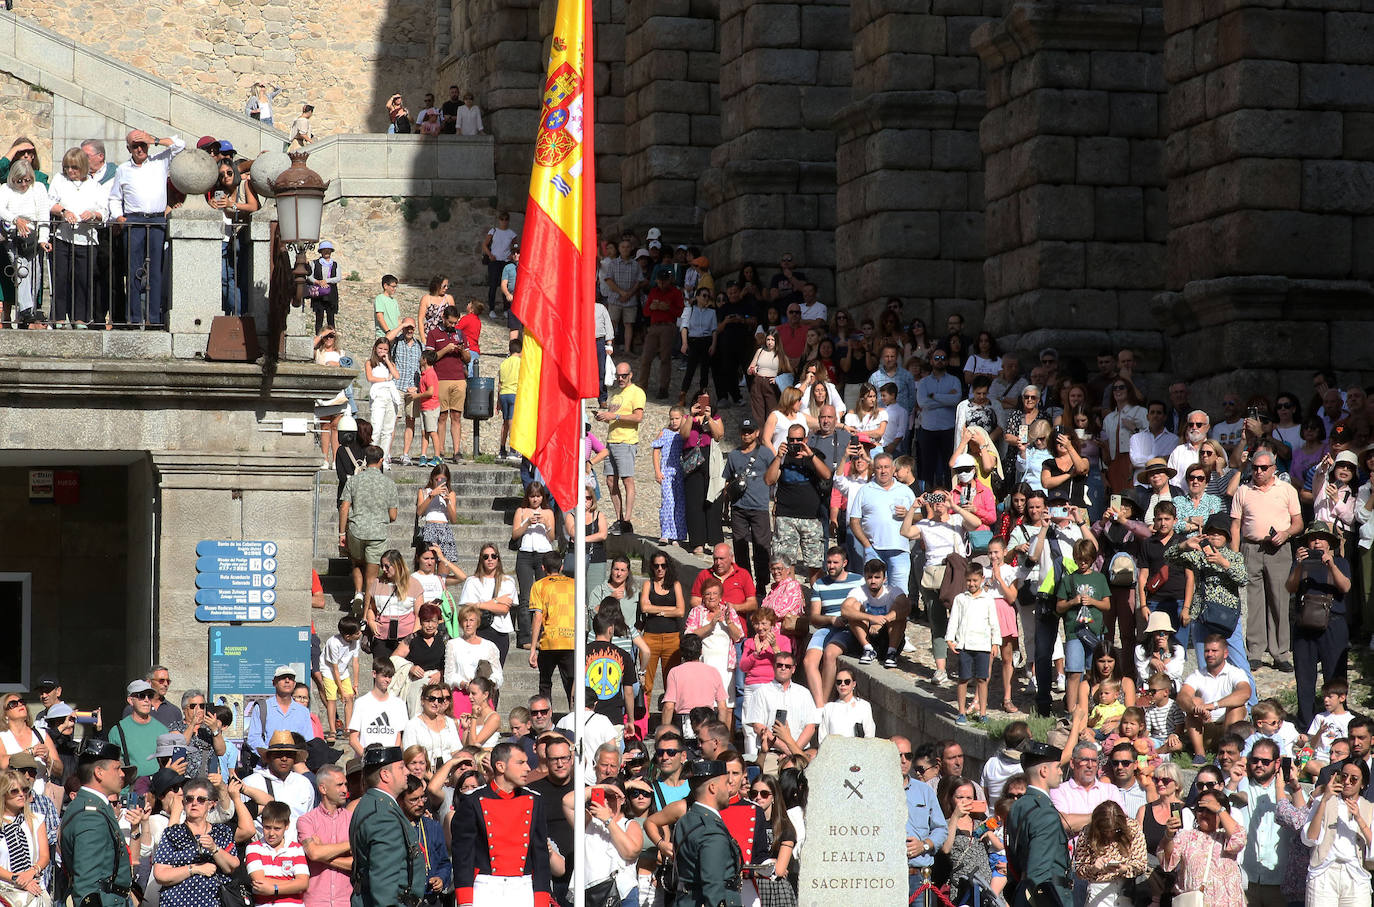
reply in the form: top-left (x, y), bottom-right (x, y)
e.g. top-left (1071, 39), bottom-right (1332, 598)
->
top-left (195, 540), bottom-right (280, 622)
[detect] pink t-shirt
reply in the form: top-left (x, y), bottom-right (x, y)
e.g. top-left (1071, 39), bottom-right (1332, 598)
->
top-left (738, 635), bottom-right (794, 686)
top-left (418, 368), bottom-right (440, 411)
top-left (662, 661), bottom-right (726, 712)
top-left (456, 312), bottom-right (481, 354)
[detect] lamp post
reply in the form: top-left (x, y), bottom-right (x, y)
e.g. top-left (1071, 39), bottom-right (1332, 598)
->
top-left (272, 151), bottom-right (329, 308)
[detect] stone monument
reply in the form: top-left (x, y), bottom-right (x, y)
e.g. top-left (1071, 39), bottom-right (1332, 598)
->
top-left (796, 737), bottom-right (906, 906)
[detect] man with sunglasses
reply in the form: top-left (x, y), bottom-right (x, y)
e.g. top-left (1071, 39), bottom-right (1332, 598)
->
top-left (1105, 741), bottom-right (1149, 816)
top-left (897, 734), bottom-right (946, 895)
top-left (1230, 447), bottom-right (1303, 669)
top-left (111, 679), bottom-right (170, 782)
top-left (1228, 737), bottom-right (1289, 903)
top-left (1166, 410), bottom-right (1211, 478)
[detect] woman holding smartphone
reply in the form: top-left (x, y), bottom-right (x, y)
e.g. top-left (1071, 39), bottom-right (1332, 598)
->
top-left (415, 464), bottom-right (458, 562)
top-left (511, 483), bottom-right (556, 649)
top-left (1072, 800), bottom-right (1148, 906)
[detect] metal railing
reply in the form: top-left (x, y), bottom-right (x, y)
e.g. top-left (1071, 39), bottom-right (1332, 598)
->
top-left (0, 219), bottom-right (253, 330)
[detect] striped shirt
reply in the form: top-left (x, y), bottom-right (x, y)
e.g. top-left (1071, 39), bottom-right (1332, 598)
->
top-left (246, 840), bottom-right (309, 907)
top-left (810, 571), bottom-right (863, 617)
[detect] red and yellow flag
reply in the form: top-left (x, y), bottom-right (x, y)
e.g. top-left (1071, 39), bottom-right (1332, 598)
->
top-left (510, 0), bottom-right (598, 511)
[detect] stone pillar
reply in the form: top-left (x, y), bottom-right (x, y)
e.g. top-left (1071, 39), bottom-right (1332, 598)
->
top-left (1154, 0), bottom-right (1374, 399)
top-left (700, 0), bottom-right (851, 298)
top-left (167, 206), bottom-right (227, 360)
top-left (593, 0), bottom-right (628, 221)
top-left (152, 455), bottom-right (320, 691)
top-left (620, 0), bottom-right (719, 237)
top-left (834, 0), bottom-right (995, 324)
top-left (972, 2), bottom-right (1167, 364)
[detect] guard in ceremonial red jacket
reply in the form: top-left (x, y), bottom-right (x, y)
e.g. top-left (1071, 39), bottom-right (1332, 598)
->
top-left (719, 755), bottom-right (770, 904)
top-left (450, 741), bottom-right (552, 907)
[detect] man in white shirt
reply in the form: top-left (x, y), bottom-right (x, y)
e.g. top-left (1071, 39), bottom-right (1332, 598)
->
top-left (242, 732), bottom-right (316, 841)
top-left (1210, 393), bottom-right (1245, 451)
top-left (744, 653), bottom-right (818, 770)
top-left (108, 129), bottom-right (183, 326)
top-left (347, 662), bottom-right (408, 757)
top-left (1178, 636), bottom-right (1253, 762)
top-left (1166, 410), bottom-right (1211, 478)
top-left (797, 282), bottom-right (827, 326)
top-left (1128, 400), bottom-right (1179, 477)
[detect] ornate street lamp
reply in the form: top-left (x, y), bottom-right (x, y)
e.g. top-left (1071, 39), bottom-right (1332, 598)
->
top-left (272, 152), bottom-right (329, 308)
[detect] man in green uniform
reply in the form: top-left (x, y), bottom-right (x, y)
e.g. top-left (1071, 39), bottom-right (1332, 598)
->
top-left (1006, 740), bottom-right (1071, 907)
top-left (349, 744), bottom-right (425, 907)
top-left (671, 759), bottom-right (742, 907)
top-left (60, 738), bottom-right (137, 907)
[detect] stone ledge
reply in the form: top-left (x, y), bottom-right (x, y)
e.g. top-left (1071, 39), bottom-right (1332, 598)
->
top-left (834, 89), bottom-right (987, 140)
top-left (0, 356), bottom-right (352, 402)
top-left (1153, 276), bottom-right (1374, 333)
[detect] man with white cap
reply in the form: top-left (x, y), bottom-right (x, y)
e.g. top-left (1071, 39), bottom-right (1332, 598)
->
top-left (246, 665), bottom-right (316, 754)
top-left (110, 679), bottom-right (170, 782)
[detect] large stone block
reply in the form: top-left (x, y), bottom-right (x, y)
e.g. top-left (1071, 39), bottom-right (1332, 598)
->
top-left (687, 50), bottom-right (720, 82)
top-left (1028, 88), bottom-right (1111, 135)
top-left (1300, 63), bottom-right (1374, 112)
top-left (984, 195), bottom-right (1021, 255)
top-left (857, 14), bottom-right (949, 61)
top-left (940, 211), bottom-right (985, 259)
top-left (1346, 113), bottom-right (1374, 161)
top-left (1077, 136), bottom-right (1132, 186)
top-left (865, 128), bottom-right (933, 172)
top-left (802, 4), bottom-right (853, 51)
top-left (946, 16), bottom-right (988, 59)
top-left (1214, 210), bottom-right (1352, 279)
top-left (1085, 241), bottom-right (1164, 290)
top-left (1193, 157), bottom-right (1302, 221)
top-left (799, 86), bottom-right (851, 128)
top-left (1216, 8), bottom-right (1324, 64)
top-left (1130, 139), bottom-right (1166, 188)
top-left (1110, 93), bottom-right (1161, 139)
top-left (1019, 184), bottom-right (1095, 243)
top-left (1203, 59), bottom-right (1300, 119)
top-left (1327, 12), bottom-right (1374, 64)
top-left (638, 15), bottom-right (716, 52)
top-left (932, 128), bottom-right (982, 170)
top-left (627, 50), bottom-right (689, 86)
top-left (1302, 161), bottom-right (1374, 215)
top-left (1164, 29), bottom-right (1196, 84)
top-left (1095, 187), bottom-right (1146, 242)
top-left (1167, 74), bottom-right (1207, 132)
top-left (934, 56), bottom-right (982, 92)
top-left (1215, 109), bottom-right (1344, 159)
top-left (853, 53), bottom-right (936, 95)
top-left (855, 210), bottom-right (942, 260)
top-left (867, 170), bottom-right (968, 212)
top-left (742, 3), bottom-right (800, 47)
top-left (738, 47), bottom-right (820, 85)
top-left (1090, 51), bottom-right (1165, 93)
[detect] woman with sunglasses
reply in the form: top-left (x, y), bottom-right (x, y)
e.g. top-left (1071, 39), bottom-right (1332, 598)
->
top-left (1172, 464), bottom-right (1224, 537)
top-left (747, 775), bottom-right (798, 896)
top-left (1004, 385), bottom-right (1044, 466)
top-left (0, 699), bottom-right (59, 776)
top-left (1194, 439), bottom-right (1241, 506)
top-left (151, 778), bottom-right (242, 907)
top-left (638, 554), bottom-right (685, 704)
top-left (1160, 787), bottom-right (1245, 907)
top-left (1135, 761), bottom-right (1193, 857)
top-left (402, 682), bottom-right (459, 769)
top-left (512, 482), bottom-right (556, 649)
top-left (364, 549), bottom-right (423, 662)
top-left (817, 666), bottom-right (874, 743)
top-left (1291, 416), bottom-right (1330, 509)
top-left (458, 544), bottom-right (516, 665)
top-left (0, 769), bottom-right (49, 907)
top-left (939, 778), bottom-right (999, 906)
top-left (563, 483), bottom-right (609, 592)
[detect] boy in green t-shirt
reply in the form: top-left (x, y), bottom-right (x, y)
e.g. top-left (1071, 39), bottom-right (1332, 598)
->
top-left (374, 273), bottom-right (400, 341)
top-left (1054, 537), bottom-right (1111, 716)
top-left (497, 337), bottom-right (522, 463)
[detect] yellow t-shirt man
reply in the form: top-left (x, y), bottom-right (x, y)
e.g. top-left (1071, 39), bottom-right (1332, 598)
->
top-left (606, 383), bottom-right (646, 446)
top-left (530, 573), bottom-right (577, 651)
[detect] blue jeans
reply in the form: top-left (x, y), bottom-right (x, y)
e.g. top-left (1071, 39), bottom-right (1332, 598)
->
top-left (124, 215), bottom-right (167, 325)
top-left (1191, 617), bottom-right (1260, 708)
top-left (221, 240), bottom-right (241, 315)
top-left (875, 547), bottom-right (911, 593)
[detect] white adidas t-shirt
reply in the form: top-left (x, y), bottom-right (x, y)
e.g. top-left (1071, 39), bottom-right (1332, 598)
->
top-left (348, 692), bottom-right (408, 749)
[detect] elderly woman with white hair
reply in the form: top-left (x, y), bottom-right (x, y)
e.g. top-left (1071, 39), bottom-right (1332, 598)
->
top-left (0, 160), bottom-right (51, 325)
top-left (47, 147), bottom-right (109, 327)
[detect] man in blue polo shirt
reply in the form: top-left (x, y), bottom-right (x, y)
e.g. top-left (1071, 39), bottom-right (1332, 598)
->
top-left (802, 547), bottom-right (863, 707)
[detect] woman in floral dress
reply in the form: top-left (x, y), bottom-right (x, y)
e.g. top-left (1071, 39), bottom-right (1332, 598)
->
top-left (1160, 789), bottom-right (1247, 907)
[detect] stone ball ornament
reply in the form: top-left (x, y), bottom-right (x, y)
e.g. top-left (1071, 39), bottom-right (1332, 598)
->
top-left (250, 151), bottom-right (293, 198)
top-left (168, 149), bottom-right (220, 195)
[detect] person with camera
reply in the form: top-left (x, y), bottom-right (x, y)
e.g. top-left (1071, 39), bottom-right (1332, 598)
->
top-left (765, 423), bottom-right (832, 585)
top-left (1302, 757), bottom-right (1374, 904)
top-left (900, 486), bottom-right (980, 683)
top-left (1160, 787), bottom-right (1246, 905)
top-left (1285, 521), bottom-right (1350, 731)
top-left (725, 418), bottom-right (774, 589)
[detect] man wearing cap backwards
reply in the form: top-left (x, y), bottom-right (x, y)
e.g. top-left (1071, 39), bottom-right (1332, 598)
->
top-left (671, 759), bottom-right (742, 907)
top-left (450, 740), bottom-right (552, 907)
top-left (61, 739), bottom-right (137, 907)
top-left (246, 666), bottom-right (316, 754)
top-left (1006, 741), bottom-right (1070, 907)
top-left (350, 745), bottom-right (425, 907)
top-left (243, 731), bottom-right (316, 841)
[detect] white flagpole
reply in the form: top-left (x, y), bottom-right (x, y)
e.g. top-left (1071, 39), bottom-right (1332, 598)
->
top-left (572, 397), bottom-right (588, 907)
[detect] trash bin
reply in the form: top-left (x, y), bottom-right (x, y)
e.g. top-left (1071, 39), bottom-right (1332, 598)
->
top-left (464, 376), bottom-right (495, 420)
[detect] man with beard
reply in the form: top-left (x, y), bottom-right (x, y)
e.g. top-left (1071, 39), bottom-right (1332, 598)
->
top-left (528, 736), bottom-right (575, 904)
top-left (1167, 409), bottom-right (1211, 478)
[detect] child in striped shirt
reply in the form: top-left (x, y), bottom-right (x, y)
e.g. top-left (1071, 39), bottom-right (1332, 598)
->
top-left (246, 802), bottom-right (309, 907)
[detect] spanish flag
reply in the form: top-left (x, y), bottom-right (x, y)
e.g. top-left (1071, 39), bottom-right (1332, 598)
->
top-left (509, 0), bottom-right (599, 511)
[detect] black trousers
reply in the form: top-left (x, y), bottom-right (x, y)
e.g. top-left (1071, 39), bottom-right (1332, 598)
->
top-left (682, 336), bottom-right (713, 394)
top-left (536, 649), bottom-right (576, 708)
top-left (487, 259), bottom-right (506, 310)
top-left (683, 468), bottom-right (724, 551)
top-left (917, 427), bottom-right (955, 488)
top-left (730, 506), bottom-right (772, 591)
top-left (717, 326), bottom-right (752, 402)
top-left (52, 241), bottom-right (95, 322)
top-left (1293, 619), bottom-right (1349, 729)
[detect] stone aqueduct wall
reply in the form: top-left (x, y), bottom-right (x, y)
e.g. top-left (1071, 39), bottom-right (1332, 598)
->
top-left (6, 0), bottom-right (1374, 387)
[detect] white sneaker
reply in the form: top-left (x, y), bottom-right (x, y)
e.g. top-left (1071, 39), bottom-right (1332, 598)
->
top-left (859, 646), bottom-right (877, 665)
top-left (1055, 673), bottom-right (1067, 693)
top-left (1013, 647), bottom-right (1026, 669)
top-left (932, 669), bottom-right (949, 687)
top-left (902, 637), bottom-right (917, 654)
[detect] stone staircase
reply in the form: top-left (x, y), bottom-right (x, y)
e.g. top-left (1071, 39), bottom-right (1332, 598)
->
top-left (312, 461), bottom-right (543, 710)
